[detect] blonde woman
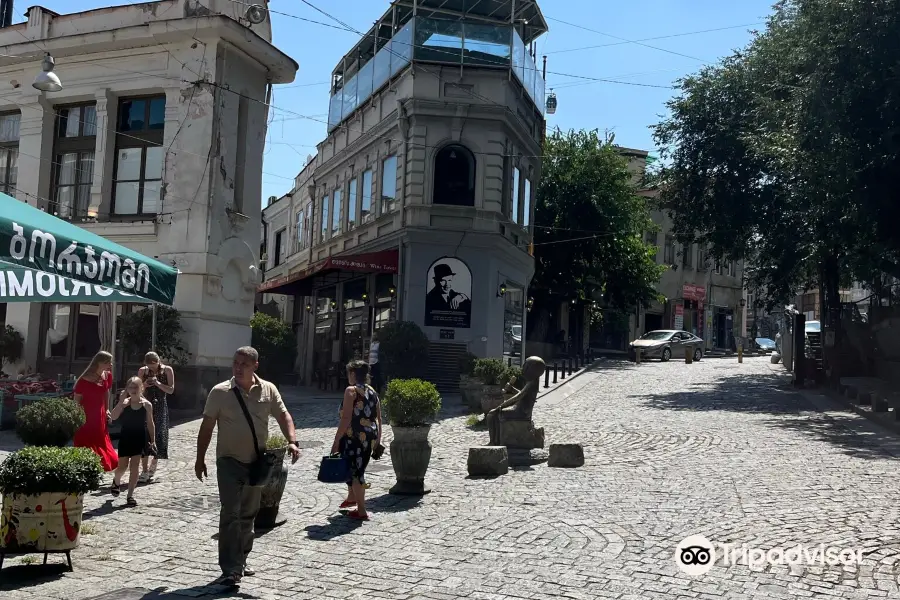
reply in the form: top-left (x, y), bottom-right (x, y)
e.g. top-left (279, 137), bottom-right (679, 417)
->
top-left (73, 351), bottom-right (118, 472)
top-left (138, 351), bottom-right (175, 481)
top-left (109, 377), bottom-right (156, 506)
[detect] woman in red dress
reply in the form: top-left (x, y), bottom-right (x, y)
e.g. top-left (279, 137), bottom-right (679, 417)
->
top-left (73, 350), bottom-right (119, 472)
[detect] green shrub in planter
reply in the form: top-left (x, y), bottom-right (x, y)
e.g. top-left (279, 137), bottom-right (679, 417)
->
top-left (383, 379), bottom-right (442, 427)
top-left (473, 358), bottom-right (507, 386)
top-left (16, 396), bottom-right (85, 447)
top-left (459, 352), bottom-right (477, 377)
top-left (0, 446), bottom-right (102, 496)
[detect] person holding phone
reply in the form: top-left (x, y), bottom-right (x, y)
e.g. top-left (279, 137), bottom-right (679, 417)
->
top-left (138, 351), bottom-right (175, 482)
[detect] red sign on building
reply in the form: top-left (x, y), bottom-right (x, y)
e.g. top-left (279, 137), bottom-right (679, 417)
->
top-left (683, 284), bottom-right (707, 302)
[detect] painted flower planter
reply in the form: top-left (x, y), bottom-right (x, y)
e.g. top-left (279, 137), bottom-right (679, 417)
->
top-left (0, 492), bottom-right (83, 569)
top-left (255, 447), bottom-right (289, 529)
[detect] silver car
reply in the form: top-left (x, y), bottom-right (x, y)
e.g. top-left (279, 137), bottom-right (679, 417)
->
top-left (629, 330), bottom-right (705, 362)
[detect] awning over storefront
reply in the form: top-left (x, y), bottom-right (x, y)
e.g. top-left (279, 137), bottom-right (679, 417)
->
top-left (259, 249), bottom-right (398, 296)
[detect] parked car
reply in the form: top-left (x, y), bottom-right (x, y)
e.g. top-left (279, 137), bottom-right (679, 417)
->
top-left (754, 337), bottom-right (777, 352)
top-left (504, 324), bottom-right (522, 355)
top-left (629, 330), bottom-right (704, 362)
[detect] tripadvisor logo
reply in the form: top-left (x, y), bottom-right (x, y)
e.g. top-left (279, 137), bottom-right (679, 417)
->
top-left (674, 535), bottom-right (863, 576)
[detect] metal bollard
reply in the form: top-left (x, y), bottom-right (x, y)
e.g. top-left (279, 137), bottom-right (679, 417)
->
top-left (738, 346), bottom-right (743, 363)
top-left (508, 357), bottom-right (513, 367)
top-left (568, 359), bottom-right (573, 376)
top-left (553, 362), bottom-right (559, 383)
top-left (561, 361), bottom-right (567, 379)
top-left (685, 347), bottom-right (693, 364)
top-left (544, 367), bottom-right (550, 388)
top-left (636, 349), bottom-right (642, 364)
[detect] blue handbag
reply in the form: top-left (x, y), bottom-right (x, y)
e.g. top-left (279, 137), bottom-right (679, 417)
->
top-left (317, 454), bottom-right (350, 483)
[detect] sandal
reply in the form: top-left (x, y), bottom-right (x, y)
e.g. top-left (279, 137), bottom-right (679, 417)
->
top-left (126, 496), bottom-right (137, 507)
top-left (347, 510), bottom-right (369, 521)
top-left (110, 483), bottom-right (120, 497)
top-left (339, 500), bottom-right (357, 509)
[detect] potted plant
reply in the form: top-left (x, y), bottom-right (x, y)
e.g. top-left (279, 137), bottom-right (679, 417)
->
top-left (0, 446), bottom-right (102, 567)
top-left (255, 434), bottom-right (290, 529)
top-left (383, 378), bottom-right (441, 495)
top-left (458, 352), bottom-right (480, 408)
top-left (16, 396), bottom-right (85, 447)
top-left (473, 358), bottom-right (508, 413)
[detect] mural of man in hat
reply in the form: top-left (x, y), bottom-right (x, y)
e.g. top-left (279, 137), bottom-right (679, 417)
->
top-left (425, 262), bottom-right (471, 316)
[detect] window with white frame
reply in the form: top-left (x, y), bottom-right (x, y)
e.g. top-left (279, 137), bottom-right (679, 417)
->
top-left (52, 104), bottom-right (95, 219)
top-left (321, 194), bottom-right (330, 242)
top-left (0, 112), bottom-right (20, 197)
top-left (511, 166), bottom-right (520, 223)
top-left (331, 188), bottom-right (342, 237)
top-left (112, 96), bottom-right (165, 216)
top-left (523, 178), bottom-right (532, 227)
top-left (361, 169), bottom-right (373, 223)
top-left (381, 156), bottom-right (397, 214)
top-left (296, 209), bottom-right (304, 250)
top-left (347, 177), bottom-right (358, 230)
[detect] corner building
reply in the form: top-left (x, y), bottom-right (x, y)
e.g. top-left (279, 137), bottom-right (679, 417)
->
top-left (260, 1), bottom-right (547, 389)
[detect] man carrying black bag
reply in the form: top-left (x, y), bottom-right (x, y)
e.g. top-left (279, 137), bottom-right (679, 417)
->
top-left (195, 346), bottom-right (301, 588)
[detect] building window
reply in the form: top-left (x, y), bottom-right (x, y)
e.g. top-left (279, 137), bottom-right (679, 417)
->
top-left (112, 96), bottom-right (165, 216)
top-left (347, 177), bottom-right (358, 230)
top-left (433, 144), bottom-right (475, 207)
top-left (321, 194), bottom-right (330, 242)
top-left (381, 155), bottom-right (398, 214)
top-left (361, 169), bottom-right (373, 223)
top-left (304, 203), bottom-right (313, 249)
top-left (698, 246), bottom-right (707, 270)
top-left (646, 231), bottom-right (659, 261)
top-left (0, 112), bottom-right (20, 197)
top-left (52, 104), bottom-right (96, 219)
top-left (729, 261), bottom-right (737, 277)
top-left (274, 229), bottom-right (284, 267)
top-left (523, 178), bottom-right (532, 227)
top-left (664, 235), bottom-right (675, 264)
top-left (296, 210), bottom-right (304, 250)
top-left (331, 188), bottom-right (342, 237)
top-left (511, 167), bottom-right (520, 223)
top-left (682, 243), bottom-right (693, 269)
top-left (44, 303), bottom-right (70, 358)
top-left (74, 304), bottom-right (101, 359)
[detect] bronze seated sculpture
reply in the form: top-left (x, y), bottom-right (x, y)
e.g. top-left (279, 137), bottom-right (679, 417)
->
top-left (486, 356), bottom-right (546, 450)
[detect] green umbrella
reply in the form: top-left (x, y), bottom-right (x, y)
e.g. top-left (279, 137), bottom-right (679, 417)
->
top-left (0, 192), bottom-right (178, 305)
top-left (0, 264), bottom-right (148, 303)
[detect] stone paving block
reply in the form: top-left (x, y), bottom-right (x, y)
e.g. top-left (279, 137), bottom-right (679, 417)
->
top-left (466, 446), bottom-right (508, 477)
top-left (548, 443), bottom-right (585, 468)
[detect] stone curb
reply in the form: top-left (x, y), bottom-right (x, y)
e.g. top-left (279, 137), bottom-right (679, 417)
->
top-left (537, 358), bottom-right (608, 400)
top-left (816, 383), bottom-right (900, 437)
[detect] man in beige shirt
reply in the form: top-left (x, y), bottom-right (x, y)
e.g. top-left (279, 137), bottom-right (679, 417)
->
top-left (195, 346), bottom-right (301, 588)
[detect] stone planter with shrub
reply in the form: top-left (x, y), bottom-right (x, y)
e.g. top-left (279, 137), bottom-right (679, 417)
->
top-left (458, 352), bottom-right (480, 408)
top-left (255, 434), bottom-right (290, 529)
top-left (473, 358), bottom-right (509, 413)
top-left (383, 378), bottom-right (441, 495)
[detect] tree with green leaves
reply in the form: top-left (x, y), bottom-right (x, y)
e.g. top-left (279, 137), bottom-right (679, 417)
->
top-left (653, 0), bottom-right (900, 315)
top-left (530, 129), bottom-right (664, 339)
top-left (117, 305), bottom-right (190, 366)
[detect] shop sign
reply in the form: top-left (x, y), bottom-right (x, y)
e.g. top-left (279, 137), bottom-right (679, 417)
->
top-left (424, 257), bottom-right (472, 329)
top-left (440, 329), bottom-right (455, 340)
top-left (683, 284), bottom-right (706, 301)
top-left (674, 304), bottom-right (685, 330)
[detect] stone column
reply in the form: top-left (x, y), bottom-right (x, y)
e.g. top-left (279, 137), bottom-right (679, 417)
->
top-left (90, 88), bottom-right (115, 219)
top-left (16, 92), bottom-right (53, 209)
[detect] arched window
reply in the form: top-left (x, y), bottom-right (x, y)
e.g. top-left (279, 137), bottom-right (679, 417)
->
top-left (433, 144), bottom-right (476, 206)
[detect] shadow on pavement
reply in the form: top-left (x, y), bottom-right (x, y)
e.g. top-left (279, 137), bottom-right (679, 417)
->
top-left (366, 493), bottom-right (422, 513)
top-left (82, 499), bottom-right (134, 521)
top-left (304, 515), bottom-right (363, 540)
top-left (140, 584), bottom-right (260, 599)
top-left (638, 371), bottom-right (900, 461)
top-left (0, 562), bottom-right (68, 591)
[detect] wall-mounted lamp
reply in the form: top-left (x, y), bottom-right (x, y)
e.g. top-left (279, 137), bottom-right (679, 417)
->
top-left (330, 300), bottom-right (336, 310)
top-left (362, 292), bottom-right (369, 301)
top-left (740, 298), bottom-right (747, 308)
top-left (497, 283), bottom-right (507, 298)
top-left (389, 286), bottom-right (396, 297)
top-left (305, 303), bottom-right (312, 313)
top-left (527, 297), bottom-right (534, 312)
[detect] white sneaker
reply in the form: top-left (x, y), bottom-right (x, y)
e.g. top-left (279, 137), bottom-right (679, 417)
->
top-left (138, 471), bottom-right (150, 483)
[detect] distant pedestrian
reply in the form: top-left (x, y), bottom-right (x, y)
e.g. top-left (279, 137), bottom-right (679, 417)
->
top-left (73, 351), bottom-right (118, 472)
top-left (368, 334), bottom-right (382, 392)
top-left (332, 359), bottom-right (382, 521)
top-left (109, 377), bottom-right (156, 506)
top-left (138, 352), bottom-right (175, 482)
top-left (195, 346), bottom-right (301, 588)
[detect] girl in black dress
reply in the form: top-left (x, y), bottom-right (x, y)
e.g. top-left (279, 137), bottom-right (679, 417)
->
top-left (110, 377), bottom-right (156, 506)
top-left (138, 351), bottom-right (175, 482)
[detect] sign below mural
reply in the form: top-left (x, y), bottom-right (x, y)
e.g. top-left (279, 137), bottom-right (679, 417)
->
top-left (440, 329), bottom-right (455, 340)
top-left (424, 257), bottom-right (472, 329)
top-left (683, 284), bottom-right (706, 301)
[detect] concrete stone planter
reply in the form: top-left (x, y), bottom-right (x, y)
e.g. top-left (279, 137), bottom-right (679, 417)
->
top-left (480, 385), bottom-right (505, 413)
top-left (0, 492), bottom-right (84, 569)
top-left (389, 425), bottom-right (433, 496)
top-left (255, 446), bottom-right (289, 529)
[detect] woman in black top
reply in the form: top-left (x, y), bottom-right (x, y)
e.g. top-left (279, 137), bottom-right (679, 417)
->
top-left (138, 351), bottom-right (175, 482)
top-left (110, 377), bottom-right (156, 506)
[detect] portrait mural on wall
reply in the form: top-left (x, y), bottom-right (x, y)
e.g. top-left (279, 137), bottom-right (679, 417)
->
top-left (424, 257), bottom-right (472, 328)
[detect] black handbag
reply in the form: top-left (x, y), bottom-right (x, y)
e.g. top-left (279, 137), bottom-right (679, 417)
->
top-left (232, 387), bottom-right (278, 487)
top-left (317, 454), bottom-right (350, 483)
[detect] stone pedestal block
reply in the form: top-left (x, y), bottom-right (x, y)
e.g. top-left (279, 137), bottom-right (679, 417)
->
top-left (548, 444), bottom-right (585, 468)
top-left (501, 420), bottom-right (545, 449)
top-left (467, 446), bottom-right (508, 477)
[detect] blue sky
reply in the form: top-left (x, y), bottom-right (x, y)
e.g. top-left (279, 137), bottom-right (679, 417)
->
top-left (41, 0), bottom-right (775, 203)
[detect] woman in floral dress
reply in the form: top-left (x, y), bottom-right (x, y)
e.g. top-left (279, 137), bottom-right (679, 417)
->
top-left (331, 359), bottom-right (382, 521)
top-left (138, 351), bottom-right (175, 482)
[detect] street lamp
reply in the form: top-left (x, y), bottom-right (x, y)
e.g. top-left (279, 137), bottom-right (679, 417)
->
top-left (740, 298), bottom-right (747, 308)
top-left (33, 53), bottom-right (62, 92)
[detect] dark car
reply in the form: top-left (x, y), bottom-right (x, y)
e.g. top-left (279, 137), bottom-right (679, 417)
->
top-left (629, 330), bottom-right (704, 362)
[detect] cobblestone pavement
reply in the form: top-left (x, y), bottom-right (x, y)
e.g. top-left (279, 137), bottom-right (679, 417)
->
top-left (3, 357), bottom-right (900, 599)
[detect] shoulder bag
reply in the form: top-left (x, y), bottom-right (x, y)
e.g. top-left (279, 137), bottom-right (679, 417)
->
top-left (231, 387), bottom-right (278, 486)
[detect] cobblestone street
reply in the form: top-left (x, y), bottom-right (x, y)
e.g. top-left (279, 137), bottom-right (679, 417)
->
top-left (3, 356), bottom-right (900, 599)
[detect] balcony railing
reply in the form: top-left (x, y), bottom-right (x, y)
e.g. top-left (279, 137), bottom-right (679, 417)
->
top-left (327, 18), bottom-right (545, 133)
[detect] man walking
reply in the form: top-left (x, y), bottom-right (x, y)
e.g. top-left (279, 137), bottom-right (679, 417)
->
top-left (195, 346), bottom-right (301, 587)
